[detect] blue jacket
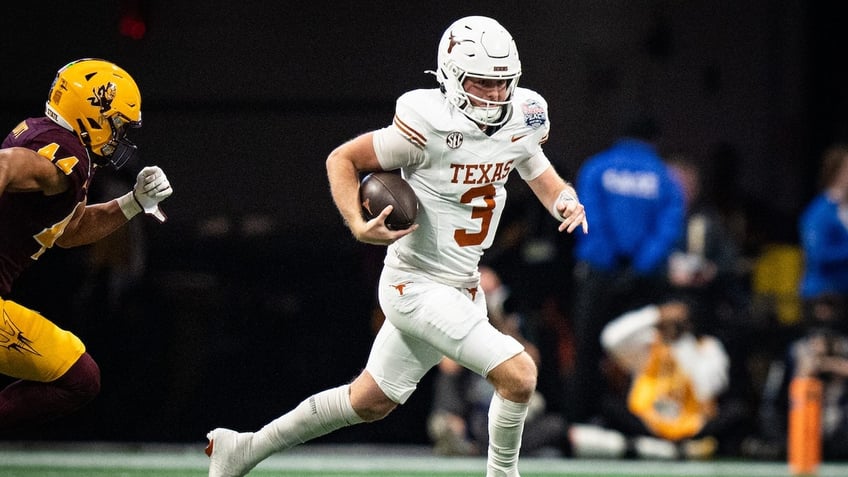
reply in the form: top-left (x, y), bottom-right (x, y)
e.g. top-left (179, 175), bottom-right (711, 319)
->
top-left (799, 193), bottom-right (848, 298)
top-left (574, 138), bottom-right (685, 273)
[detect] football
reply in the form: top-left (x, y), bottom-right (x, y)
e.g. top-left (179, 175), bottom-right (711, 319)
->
top-left (359, 172), bottom-right (419, 230)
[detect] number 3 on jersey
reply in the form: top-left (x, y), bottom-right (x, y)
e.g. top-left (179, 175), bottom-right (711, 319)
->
top-left (454, 184), bottom-right (497, 247)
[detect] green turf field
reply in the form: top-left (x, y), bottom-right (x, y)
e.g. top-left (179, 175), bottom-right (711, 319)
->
top-left (1, 442), bottom-right (846, 477)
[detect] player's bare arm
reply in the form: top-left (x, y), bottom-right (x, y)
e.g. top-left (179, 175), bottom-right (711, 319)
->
top-left (0, 146), bottom-right (69, 196)
top-left (55, 198), bottom-right (131, 248)
top-left (527, 165), bottom-right (588, 233)
top-left (57, 166), bottom-right (172, 248)
top-left (326, 132), bottom-right (416, 245)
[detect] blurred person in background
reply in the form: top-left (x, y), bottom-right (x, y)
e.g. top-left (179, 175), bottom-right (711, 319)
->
top-left (665, 154), bottom-right (747, 331)
top-left (566, 300), bottom-right (746, 460)
top-left (569, 116), bottom-right (685, 424)
top-left (744, 143), bottom-right (848, 460)
top-left (665, 155), bottom-right (755, 424)
top-left (0, 58), bottom-right (172, 430)
top-left (798, 143), bottom-right (848, 306)
top-left (747, 293), bottom-right (848, 460)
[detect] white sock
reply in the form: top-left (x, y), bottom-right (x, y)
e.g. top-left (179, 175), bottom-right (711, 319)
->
top-left (250, 384), bottom-right (364, 460)
top-left (487, 392), bottom-right (529, 477)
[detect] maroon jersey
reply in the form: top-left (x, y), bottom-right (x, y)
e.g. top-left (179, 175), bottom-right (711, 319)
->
top-left (0, 117), bottom-right (94, 295)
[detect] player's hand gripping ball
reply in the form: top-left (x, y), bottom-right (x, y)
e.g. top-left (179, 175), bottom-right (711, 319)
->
top-left (359, 172), bottom-right (419, 230)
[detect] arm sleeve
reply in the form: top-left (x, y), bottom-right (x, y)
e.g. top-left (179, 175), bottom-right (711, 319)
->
top-left (372, 93), bottom-right (431, 171)
top-left (516, 94), bottom-right (553, 181)
top-left (372, 124), bottom-right (425, 171)
top-left (516, 150), bottom-right (553, 181)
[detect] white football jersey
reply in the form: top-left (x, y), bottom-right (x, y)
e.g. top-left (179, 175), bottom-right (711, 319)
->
top-left (373, 87), bottom-right (552, 288)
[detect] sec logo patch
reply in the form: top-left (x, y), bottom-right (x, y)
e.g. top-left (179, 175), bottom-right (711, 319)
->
top-left (446, 131), bottom-right (463, 149)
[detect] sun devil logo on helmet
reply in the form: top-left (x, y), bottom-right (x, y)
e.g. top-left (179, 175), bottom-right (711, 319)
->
top-left (522, 100), bottom-right (546, 129)
top-left (87, 82), bottom-right (117, 114)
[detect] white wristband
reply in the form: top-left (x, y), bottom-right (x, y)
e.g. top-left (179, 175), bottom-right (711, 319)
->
top-left (550, 188), bottom-right (576, 222)
top-left (117, 191), bottom-right (142, 219)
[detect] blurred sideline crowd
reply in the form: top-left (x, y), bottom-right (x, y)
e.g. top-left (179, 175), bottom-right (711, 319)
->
top-left (425, 121), bottom-right (848, 462)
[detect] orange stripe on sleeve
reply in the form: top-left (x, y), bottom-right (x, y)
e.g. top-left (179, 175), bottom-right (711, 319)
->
top-left (393, 115), bottom-right (426, 149)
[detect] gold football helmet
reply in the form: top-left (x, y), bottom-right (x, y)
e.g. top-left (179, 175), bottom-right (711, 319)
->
top-left (45, 58), bottom-right (141, 168)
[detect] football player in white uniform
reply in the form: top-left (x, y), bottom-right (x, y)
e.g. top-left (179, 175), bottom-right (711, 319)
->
top-left (206, 16), bottom-right (587, 477)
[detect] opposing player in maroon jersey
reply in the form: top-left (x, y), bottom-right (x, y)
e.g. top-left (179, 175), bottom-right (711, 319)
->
top-left (0, 58), bottom-right (172, 429)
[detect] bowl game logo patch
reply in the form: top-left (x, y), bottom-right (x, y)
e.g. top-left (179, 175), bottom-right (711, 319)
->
top-left (522, 100), bottom-right (546, 129)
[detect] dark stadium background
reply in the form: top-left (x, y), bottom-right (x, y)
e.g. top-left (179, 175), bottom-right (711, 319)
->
top-left (0, 1), bottom-right (845, 445)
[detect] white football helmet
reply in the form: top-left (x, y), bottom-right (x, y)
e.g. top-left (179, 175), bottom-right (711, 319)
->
top-left (434, 16), bottom-right (521, 127)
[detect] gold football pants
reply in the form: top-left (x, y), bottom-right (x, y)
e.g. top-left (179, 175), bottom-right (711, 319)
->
top-left (0, 297), bottom-right (85, 382)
